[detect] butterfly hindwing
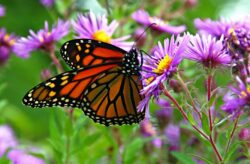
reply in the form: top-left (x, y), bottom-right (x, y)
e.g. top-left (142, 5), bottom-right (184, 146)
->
top-left (81, 67), bottom-right (145, 126)
top-left (60, 39), bottom-right (126, 69)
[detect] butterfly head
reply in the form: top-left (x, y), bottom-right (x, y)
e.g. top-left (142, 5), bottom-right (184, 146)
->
top-left (121, 48), bottom-right (141, 76)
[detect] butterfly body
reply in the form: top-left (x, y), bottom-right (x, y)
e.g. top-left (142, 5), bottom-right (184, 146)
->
top-left (23, 39), bottom-right (145, 126)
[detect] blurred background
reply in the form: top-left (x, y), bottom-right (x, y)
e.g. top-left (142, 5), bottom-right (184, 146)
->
top-left (0, 0), bottom-right (250, 163)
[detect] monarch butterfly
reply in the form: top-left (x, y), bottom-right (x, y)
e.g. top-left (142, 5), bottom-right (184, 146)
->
top-left (22, 39), bottom-right (145, 126)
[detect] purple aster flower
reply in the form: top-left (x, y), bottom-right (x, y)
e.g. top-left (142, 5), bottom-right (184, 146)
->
top-left (194, 18), bottom-right (233, 38)
top-left (140, 119), bottom-right (162, 148)
top-left (8, 149), bottom-right (45, 164)
top-left (238, 128), bottom-right (250, 150)
top-left (72, 11), bottom-right (133, 51)
top-left (132, 9), bottom-right (186, 34)
top-left (183, 34), bottom-right (231, 69)
top-left (164, 124), bottom-right (180, 151)
top-left (13, 20), bottom-right (70, 58)
top-left (239, 128), bottom-right (250, 141)
top-left (141, 34), bottom-right (190, 95)
top-left (140, 118), bottom-right (157, 137)
top-left (228, 27), bottom-right (250, 52)
top-left (221, 77), bottom-right (250, 115)
top-left (40, 0), bottom-right (54, 8)
top-left (194, 17), bottom-right (250, 39)
top-left (0, 28), bottom-right (17, 64)
top-left (0, 4), bottom-right (5, 17)
top-left (0, 125), bottom-right (18, 157)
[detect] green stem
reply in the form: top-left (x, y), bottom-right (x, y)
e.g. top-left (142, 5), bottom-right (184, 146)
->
top-left (49, 48), bottom-right (64, 73)
top-left (64, 109), bottom-right (74, 164)
top-left (206, 73), bottom-right (223, 162)
top-left (207, 74), bottom-right (213, 131)
top-left (225, 115), bottom-right (239, 155)
top-left (160, 83), bottom-right (209, 140)
top-left (177, 73), bottom-right (202, 120)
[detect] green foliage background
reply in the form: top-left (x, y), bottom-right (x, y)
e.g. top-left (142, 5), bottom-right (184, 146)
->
top-left (0, 0), bottom-right (250, 163)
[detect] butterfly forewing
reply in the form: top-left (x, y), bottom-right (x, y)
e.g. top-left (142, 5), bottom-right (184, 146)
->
top-left (60, 39), bottom-right (125, 69)
top-left (23, 64), bottom-right (118, 108)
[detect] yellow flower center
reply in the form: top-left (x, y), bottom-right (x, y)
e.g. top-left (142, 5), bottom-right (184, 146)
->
top-left (4, 34), bottom-right (15, 46)
top-left (240, 86), bottom-right (250, 98)
top-left (228, 28), bottom-right (236, 36)
top-left (4, 34), bottom-right (9, 41)
top-left (92, 30), bottom-right (111, 43)
top-left (153, 54), bottom-right (173, 74)
top-left (146, 77), bottom-right (154, 85)
top-left (38, 32), bottom-right (51, 43)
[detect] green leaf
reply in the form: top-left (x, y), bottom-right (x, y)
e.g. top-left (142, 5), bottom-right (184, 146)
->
top-left (208, 92), bottom-right (216, 108)
top-left (70, 132), bottom-right (101, 155)
top-left (0, 155), bottom-right (11, 164)
top-left (49, 115), bottom-right (63, 141)
top-left (64, 114), bottom-right (73, 137)
top-left (123, 138), bottom-right (145, 163)
top-left (187, 111), bottom-right (196, 125)
top-left (201, 112), bottom-right (211, 135)
top-left (47, 138), bottom-right (64, 154)
top-left (55, 0), bottom-right (72, 16)
top-left (0, 100), bottom-right (7, 109)
top-left (189, 154), bottom-right (213, 164)
top-left (171, 152), bottom-right (196, 164)
top-left (224, 141), bottom-right (241, 162)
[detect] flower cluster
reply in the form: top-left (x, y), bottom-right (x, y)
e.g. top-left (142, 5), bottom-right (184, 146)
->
top-left (40, 0), bottom-right (54, 8)
top-left (0, 28), bottom-right (16, 65)
top-left (72, 11), bottom-right (133, 51)
top-left (2, 4), bottom-right (250, 163)
top-left (0, 4), bottom-right (5, 17)
top-left (0, 125), bottom-right (45, 163)
top-left (14, 20), bottom-right (70, 58)
top-left (183, 34), bottom-right (231, 69)
top-left (222, 77), bottom-right (250, 115)
top-left (132, 9), bottom-right (186, 34)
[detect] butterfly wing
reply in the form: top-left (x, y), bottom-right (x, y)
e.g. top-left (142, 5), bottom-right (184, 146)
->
top-left (82, 67), bottom-right (145, 126)
top-left (60, 39), bottom-right (126, 69)
top-left (23, 64), bottom-right (118, 108)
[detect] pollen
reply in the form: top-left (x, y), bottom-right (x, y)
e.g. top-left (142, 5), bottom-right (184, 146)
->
top-left (153, 54), bottom-right (173, 74)
top-left (92, 30), bottom-right (111, 43)
top-left (240, 86), bottom-right (250, 98)
top-left (4, 34), bottom-right (9, 40)
top-left (146, 77), bottom-right (154, 85)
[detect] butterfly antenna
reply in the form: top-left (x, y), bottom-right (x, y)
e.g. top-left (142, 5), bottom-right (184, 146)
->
top-left (140, 49), bottom-right (158, 61)
top-left (132, 23), bottom-right (157, 49)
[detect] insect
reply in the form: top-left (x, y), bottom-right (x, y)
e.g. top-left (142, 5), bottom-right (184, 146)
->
top-left (22, 39), bottom-right (145, 126)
